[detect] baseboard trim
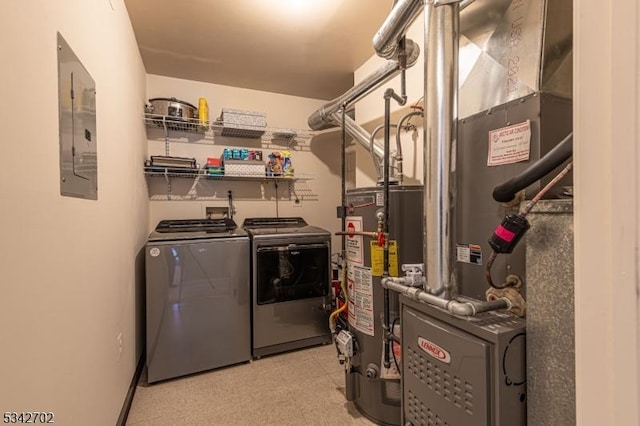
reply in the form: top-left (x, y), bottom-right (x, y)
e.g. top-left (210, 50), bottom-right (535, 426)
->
top-left (117, 354), bottom-right (144, 426)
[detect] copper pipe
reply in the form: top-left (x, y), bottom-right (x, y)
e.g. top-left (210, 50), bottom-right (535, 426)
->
top-left (520, 161), bottom-right (574, 217)
top-left (484, 250), bottom-right (515, 289)
top-left (335, 231), bottom-right (381, 238)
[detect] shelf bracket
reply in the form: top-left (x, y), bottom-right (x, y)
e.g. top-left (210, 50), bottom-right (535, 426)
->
top-left (162, 168), bottom-right (174, 198)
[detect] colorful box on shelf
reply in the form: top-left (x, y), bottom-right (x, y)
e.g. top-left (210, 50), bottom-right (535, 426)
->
top-left (204, 157), bottom-right (223, 176)
top-left (223, 160), bottom-right (266, 177)
top-left (266, 151), bottom-right (294, 177)
top-left (221, 148), bottom-right (263, 162)
top-left (205, 167), bottom-right (223, 176)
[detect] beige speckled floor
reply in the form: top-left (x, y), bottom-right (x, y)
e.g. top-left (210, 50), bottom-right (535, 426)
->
top-left (126, 344), bottom-right (376, 425)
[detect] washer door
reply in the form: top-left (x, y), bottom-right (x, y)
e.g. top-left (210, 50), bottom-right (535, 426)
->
top-left (256, 243), bottom-right (329, 305)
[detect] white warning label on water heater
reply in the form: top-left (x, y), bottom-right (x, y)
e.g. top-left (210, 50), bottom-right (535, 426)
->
top-left (345, 216), bottom-right (364, 265)
top-left (376, 192), bottom-right (384, 206)
top-left (487, 120), bottom-right (531, 166)
top-left (348, 264), bottom-right (374, 337)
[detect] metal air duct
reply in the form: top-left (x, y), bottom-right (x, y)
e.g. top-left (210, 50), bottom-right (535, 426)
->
top-left (458, 0), bottom-right (572, 118)
top-left (307, 40), bottom-right (419, 132)
top-left (308, 1), bottom-right (423, 168)
top-left (331, 112), bottom-right (385, 159)
top-left (423, 1), bottom-right (459, 298)
top-left (373, 0), bottom-right (424, 59)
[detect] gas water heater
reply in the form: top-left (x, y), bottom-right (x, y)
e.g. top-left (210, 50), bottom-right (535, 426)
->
top-left (342, 186), bottom-right (423, 425)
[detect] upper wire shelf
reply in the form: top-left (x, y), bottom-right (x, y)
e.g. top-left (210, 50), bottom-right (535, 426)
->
top-left (144, 114), bottom-right (315, 143)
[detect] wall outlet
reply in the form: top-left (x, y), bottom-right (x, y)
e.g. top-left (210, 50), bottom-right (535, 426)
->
top-left (117, 332), bottom-right (123, 354)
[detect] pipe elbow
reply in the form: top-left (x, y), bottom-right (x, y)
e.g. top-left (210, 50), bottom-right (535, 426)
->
top-left (374, 42), bottom-right (398, 60)
top-left (381, 277), bottom-right (391, 288)
top-left (382, 276), bottom-right (407, 288)
top-left (373, 0), bottom-right (424, 59)
top-left (447, 301), bottom-right (476, 316)
top-left (374, 38), bottom-right (420, 66)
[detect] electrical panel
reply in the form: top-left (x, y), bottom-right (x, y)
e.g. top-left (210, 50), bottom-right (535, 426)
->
top-left (57, 32), bottom-right (97, 200)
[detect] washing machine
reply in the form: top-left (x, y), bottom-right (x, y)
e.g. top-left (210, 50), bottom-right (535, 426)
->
top-left (242, 217), bottom-right (332, 358)
top-left (145, 218), bottom-right (251, 383)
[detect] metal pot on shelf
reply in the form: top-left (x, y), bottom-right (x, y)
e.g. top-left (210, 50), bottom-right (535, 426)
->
top-left (146, 97), bottom-right (198, 120)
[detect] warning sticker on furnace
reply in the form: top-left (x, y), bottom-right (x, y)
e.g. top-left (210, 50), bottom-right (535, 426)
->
top-left (456, 243), bottom-right (483, 265)
top-left (487, 120), bottom-right (531, 166)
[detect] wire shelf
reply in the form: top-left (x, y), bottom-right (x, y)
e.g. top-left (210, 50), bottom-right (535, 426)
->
top-left (144, 166), bottom-right (312, 181)
top-left (144, 113), bottom-right (315, 143)
top-left (217, 125), bottom-right (266, 139)
top-left (144, 113), bottom-right (207, 133)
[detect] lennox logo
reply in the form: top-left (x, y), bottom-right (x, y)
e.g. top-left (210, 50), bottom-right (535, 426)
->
top-left (418, 337), bottom-right (451, 364)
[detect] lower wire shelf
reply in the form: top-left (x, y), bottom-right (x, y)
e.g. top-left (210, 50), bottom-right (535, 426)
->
top-left (143, 167), bottom-right (311, 181)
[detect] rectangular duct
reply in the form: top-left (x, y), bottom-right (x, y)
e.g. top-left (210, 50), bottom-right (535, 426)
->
top-left (459, 0), bottom-right (572, 118)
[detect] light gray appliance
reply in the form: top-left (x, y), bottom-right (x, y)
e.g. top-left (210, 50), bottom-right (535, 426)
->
top-left (525, 200), bottom-right (575, 425)
top-left (344, 186), bottom-right (423, 426)
top-left (401, 296), bottom-right (526, 426)
top-left (145, 218), bottom-right (250, 383)
top-left (242, 217), bottom-right (331, 358)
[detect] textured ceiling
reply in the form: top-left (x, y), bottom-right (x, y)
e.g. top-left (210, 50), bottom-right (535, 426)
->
top-left (124, 0), bottom-right (393, 100)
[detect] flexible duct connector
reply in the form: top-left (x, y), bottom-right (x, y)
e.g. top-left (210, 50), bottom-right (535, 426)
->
top-left (382, 277), bottom-right (511, 316)
top-left (492, 132), bottom-right (573, 203)
top-left (307, 40), bottom-right (420, 131)
top-left (373, 0), bottom-right (424, 59)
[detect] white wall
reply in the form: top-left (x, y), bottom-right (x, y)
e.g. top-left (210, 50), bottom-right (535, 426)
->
top-left (145, 74), bottom-right (343, 252)
top-left (573, 0), bottom-right (640, 424)
top-left (0, 1), bottom-right (148, 424)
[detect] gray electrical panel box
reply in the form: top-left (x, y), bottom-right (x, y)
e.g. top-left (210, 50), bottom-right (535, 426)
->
top-left (57, 32), bottom-right (97, 200)
top-left (401, 296), bottom-right (526, 426)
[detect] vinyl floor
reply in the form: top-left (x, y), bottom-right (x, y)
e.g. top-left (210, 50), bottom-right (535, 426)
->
top-left (126, 343), bottom-right (376, 425)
